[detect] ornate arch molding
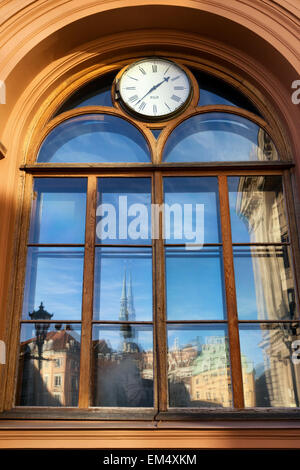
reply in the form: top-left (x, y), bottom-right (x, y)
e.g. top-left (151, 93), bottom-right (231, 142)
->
top-left (0, 1), bottom-right (299, 164)
top-left (13, 31), bottom-right (291, 166)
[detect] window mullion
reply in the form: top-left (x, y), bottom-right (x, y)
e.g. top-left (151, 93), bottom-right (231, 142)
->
top-left (153, 171), bottom-right (168, 411)
top-left (78, 175), bottom-right (97, 408)
top-left (218, 174), bottom-right (245, 409)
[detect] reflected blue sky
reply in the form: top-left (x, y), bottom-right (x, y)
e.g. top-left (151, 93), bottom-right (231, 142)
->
top-left (166, 248), bottom-right (225, 320)
top-left (37, 114), bottom-right (150, 163)
top-left (29, 178), bottom-right (87, 244)
top-left (163, 113), bottom-right (277, 162)
top-left (96, 177), bottom-right (152, 244)
top-left (164, 177), bottom-right (220, 244)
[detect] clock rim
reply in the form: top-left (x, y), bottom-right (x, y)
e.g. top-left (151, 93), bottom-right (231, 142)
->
top-left (115, 57), bottom-right (193, 122)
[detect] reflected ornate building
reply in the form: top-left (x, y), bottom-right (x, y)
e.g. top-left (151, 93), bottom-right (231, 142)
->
top-left (168, 336), bottom-right (255, 407)
top-left (236, 174), bottom-right (300, 407)
top-left (17, 325), bottom-right (80, 406)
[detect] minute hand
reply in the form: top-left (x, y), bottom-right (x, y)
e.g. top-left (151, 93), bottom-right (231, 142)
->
top-left (136, 76), bottom-right (170, 105)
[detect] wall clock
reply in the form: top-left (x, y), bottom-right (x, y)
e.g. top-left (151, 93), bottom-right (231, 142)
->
top-left (116, 58), bottom-right (192, 120)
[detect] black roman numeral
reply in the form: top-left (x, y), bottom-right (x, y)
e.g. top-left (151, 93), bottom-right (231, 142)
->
top-left (129, 94), bottom-right (138, 102)
top-left (171, 94), bottom-right (181, 102)
top-left (139, 101), bottom-right (146, 111)
top-left (139, 67), bottom-right (146, 75)
top-left (152, 64), bottom-right (158, 73)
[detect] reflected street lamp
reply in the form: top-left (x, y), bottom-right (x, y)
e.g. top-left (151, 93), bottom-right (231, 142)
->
top-left (29, 302), bottom-right (53, 371)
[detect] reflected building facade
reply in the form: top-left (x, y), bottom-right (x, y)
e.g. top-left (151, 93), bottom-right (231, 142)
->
top-left (17, 325), bottom-right (81, 406)
top-left (168, 335), bottom-right (255, 407)
top-left (236, 173), bottom-right (300, 407)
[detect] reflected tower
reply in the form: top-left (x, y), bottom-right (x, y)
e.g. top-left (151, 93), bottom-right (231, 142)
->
top-left (127, 272), bottom-right (136, 322)
top-left (119, 270), bottom-right (138, 352)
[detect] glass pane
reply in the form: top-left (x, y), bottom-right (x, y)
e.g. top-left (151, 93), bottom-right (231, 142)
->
top-left (16, 323), bottom-right (81, 406)
top-left (192, 69), bottom-right (260, 115)
top-left (163, 177), bottom-right (220, 244)
top-left (239, 323), bottom-right (300, 407)
top-left (94, 247), bottom-right (153, 321)
top-left (234, 247), bottom-right (297, 321)
top-left (150, 129), bottom-right (162, 139)
top-left (96, 178), bottom-right (152, 244)
top-left (29, 178), bottom-right (87, 244)
top-left (54, 72), bottom-right (116, 115)
top-left (165, 247), bottom-right (226, 320)
top-left (163, 113), bottom-right (278, 162)
top-left (92, 325), bottom-right (153, 407)
top-left (167, 325), bottom-right (232, 408)
top-left (37, 114), bottom-right (150, 163)
top-left (22, 248), bottom-right (84, 321)
top-left (228, 176), bottom-right (289, 244)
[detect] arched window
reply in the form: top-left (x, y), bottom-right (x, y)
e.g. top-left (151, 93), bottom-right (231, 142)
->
top-left (37, 114), bottom-right (150, 163)
top-left (15, 58), bottom-right (300, 416)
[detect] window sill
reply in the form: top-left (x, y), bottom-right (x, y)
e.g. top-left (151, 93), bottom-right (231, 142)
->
top-left (1, 406), bottom-right (300, 422)
top-left (1, 415), bottom-right (300, 449)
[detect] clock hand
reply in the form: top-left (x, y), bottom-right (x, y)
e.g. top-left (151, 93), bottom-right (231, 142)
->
top-left (135, 76), bottom-right (170, 105)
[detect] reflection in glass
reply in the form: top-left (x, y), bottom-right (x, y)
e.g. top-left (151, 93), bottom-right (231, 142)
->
top-left (163, 113), bottom-right (278, 162)
top-left (22, 248), bottom-right (84, 321)
top-left (94, 247), bottom-right (153, 321)
top-left (192, 69), bottom-right (260, 115)
top-left (167, 325), bottom-right (232, 408)
top-left (92, 325), bottom-right (153, 407)
top-left (239, 323), bottom-right (300, 407)
top-left (165, 248), bottom-right (226, 320)
top-left (228, 176), bottom-right (288, 244)
top-left (29, 178), bottom-right (87, 244)
top-left (16, 323), bottom-right (81, 406)
top-left (54, 72), bottom-right (116, 115)
top-left (234, 247), bottom-right (296, 321)
top-left (96, 178), bottom-right (152, 244)
top-left (163, 177), bottom-right (220, 244)
top-left (37, 114), bottom-right (150, 163)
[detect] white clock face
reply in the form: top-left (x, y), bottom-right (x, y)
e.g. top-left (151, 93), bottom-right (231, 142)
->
top-left (118, 58), bottom-right (191, 119)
